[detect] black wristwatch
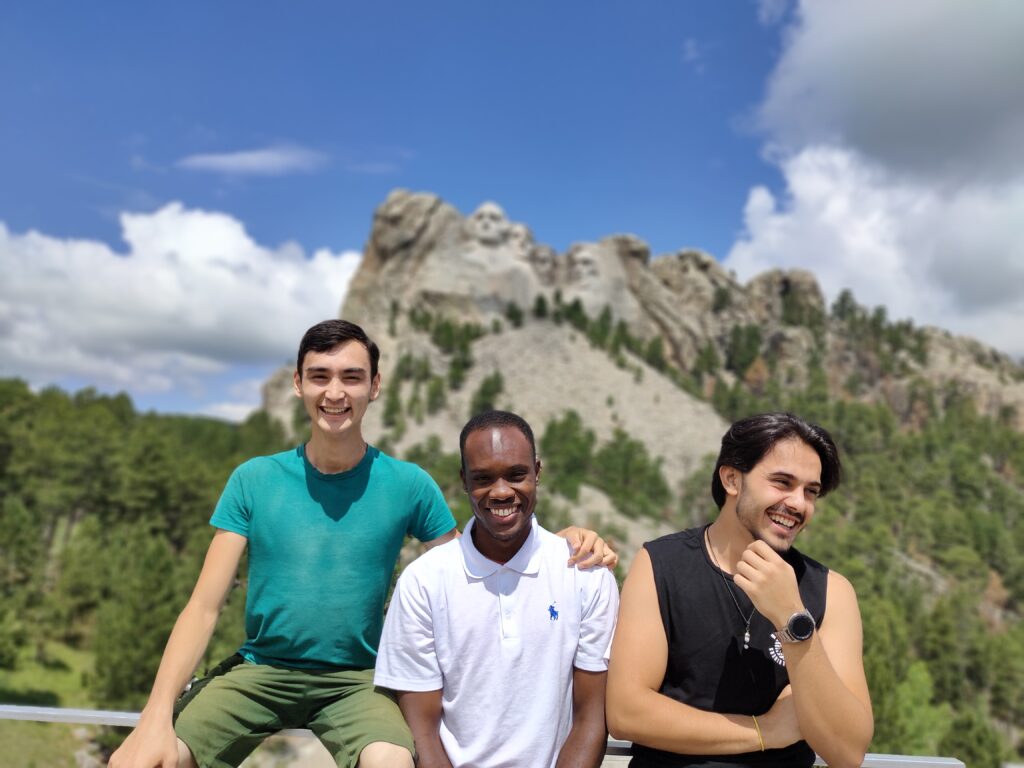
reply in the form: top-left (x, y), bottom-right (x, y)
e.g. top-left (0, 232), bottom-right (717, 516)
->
top-left (776, 610), bottom-right (815, 643)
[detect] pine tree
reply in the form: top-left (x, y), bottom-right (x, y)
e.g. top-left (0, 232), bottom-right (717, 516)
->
top-left (469, 371), bottom-right (504, 417)
top-left (92, 525), bottom-right (181, 709)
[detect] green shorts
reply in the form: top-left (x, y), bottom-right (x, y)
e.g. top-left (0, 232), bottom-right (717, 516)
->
top-left (173, 657), bottom-right (413, 768)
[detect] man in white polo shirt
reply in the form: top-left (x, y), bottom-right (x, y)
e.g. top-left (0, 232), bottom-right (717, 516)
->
top-left (375, 410), bottom-right (619, 768)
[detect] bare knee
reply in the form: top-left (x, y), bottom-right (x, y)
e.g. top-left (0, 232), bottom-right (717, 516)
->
top-left (177, 738), bottom-right (198, 768)
top-left (357, 741), bottom-right (414, 768)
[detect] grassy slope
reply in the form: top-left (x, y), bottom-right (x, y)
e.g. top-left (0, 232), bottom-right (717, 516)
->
top-left (0, 643), bottom-right (100, 768)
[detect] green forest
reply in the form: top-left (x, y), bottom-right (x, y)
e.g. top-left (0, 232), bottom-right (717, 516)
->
top-left (1, 365), bottom-right (1022, 767)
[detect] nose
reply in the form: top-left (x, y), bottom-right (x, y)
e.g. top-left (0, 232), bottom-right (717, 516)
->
top-left (785, 488), bottom-right (808, 515)
top-left (488, 477), bottom-right (515, 502)
top-left (325, 378), bottom-right (345, 400)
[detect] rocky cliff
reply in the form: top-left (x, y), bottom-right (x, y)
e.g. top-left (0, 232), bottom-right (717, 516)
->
top-left (263, 189), bottom-right (1024, 554)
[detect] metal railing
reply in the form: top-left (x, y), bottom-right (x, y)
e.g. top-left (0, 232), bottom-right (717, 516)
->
top-left (0, 705), bottom-right (966, 767)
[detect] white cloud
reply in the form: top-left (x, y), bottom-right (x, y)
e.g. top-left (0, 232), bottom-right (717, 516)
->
top-left (200, 378), bottom-right (267, 422)
top-left (0, 203), bottom-right (361, 407)
top-left (726, 0), bottom-right (1024, 360)
top-left (757, 0), bottom-right (1024, 180)
top-left (178, 145), bottom-right (329, 175)
top-left (202, 401), bottom-right (260, 422)
top-left (724, 146), bottom-right (1024, 357)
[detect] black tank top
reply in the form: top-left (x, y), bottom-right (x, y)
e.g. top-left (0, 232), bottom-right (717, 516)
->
top-left (630, 526), bottom-right (828, 768)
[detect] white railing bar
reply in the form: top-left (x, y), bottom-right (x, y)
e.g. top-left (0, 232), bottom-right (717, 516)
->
top-left (0, 705), bottom-right (964, 766)
top-left (1, 704), bottom-right (140, 727)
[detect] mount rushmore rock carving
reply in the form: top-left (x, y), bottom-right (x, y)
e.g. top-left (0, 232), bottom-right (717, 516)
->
top-left (264, 189), bottom-right (1024, 453)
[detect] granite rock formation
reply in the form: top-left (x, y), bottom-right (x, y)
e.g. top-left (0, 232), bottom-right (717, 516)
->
top-left (263, 189), bottom-right (1024, 559)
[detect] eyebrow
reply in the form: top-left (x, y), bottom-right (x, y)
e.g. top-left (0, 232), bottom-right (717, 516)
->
top-left (304, 366), bottom-right (367, 375)
top-left (469, 463), bottom-right (532, 476)
top-left (767, 471), bottom-right (822, 490)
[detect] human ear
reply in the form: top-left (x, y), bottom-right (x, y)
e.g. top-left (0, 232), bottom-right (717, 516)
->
top-left (292, 371), bottom-right (302, 398)
top-left (369, 374), bottom-right (382, 401)
top-left (719, 466), bottom-right (742, 497)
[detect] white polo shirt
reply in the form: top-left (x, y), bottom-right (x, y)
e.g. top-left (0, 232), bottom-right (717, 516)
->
top-left (374, 516), bottom-right (619, 768)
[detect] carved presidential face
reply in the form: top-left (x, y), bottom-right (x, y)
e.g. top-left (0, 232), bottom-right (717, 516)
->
top-left (567, 244), bottom-right (603, 284)
top-left (507, 223), bottom-right (534, 257)
top-left (528, 244), bottom-right (559, 283)
top-left (563, 242), bottom-right (639, 320)
top-left (465, 202), bottom-right (511, 246)
top-left (371, 192), bottom-right (434, 259)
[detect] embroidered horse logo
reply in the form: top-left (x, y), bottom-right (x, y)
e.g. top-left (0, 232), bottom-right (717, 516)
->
top-left (548, 603), bottom-right (559, 621)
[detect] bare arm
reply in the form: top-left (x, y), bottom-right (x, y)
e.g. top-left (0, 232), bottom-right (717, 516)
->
top-left (555, 669), bottom-right (609, 768)
top-left (765, 569), bottom-right (873, 767)
top-left (422, 527), bottom-right (458, 550)
top-left (735, 542), bottom-right (873, 768)
top-left (109, 529), bottom-right (247, 768)
top-left (397, 690), bottom-right (453, 768)
top-left (606, 548), bottom-right (799, 754)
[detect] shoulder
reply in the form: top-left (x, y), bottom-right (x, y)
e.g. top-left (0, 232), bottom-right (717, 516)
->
top-left (368, 447), bottom-right (438, 487)
top-left (535, 523), bottom-right (566, 548)
top-left (645, 526), bottom-right (702, 552)
top-left (534, 524), bottom-right (575, 563)
top-left (229, 448), bottom-right (302, 482)
top-left (643, 527), bottom-right (703, 566)
top-left (399, 536), bottom-right (463, 583)
top-left (818, 569), bottom-right (865, 640)
top-left (826, 569), bottom-right (859, 603)
top-left (536, 526), bottom-right (618, 588)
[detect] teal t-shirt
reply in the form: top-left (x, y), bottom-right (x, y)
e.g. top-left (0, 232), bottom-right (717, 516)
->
top-left (210, 445), bottom-right (456, 670)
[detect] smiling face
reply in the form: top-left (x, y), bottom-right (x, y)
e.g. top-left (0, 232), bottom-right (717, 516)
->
top-left (460, 425), bottom-right (541, 563)
top-left (722, 438), bottom-right (823, 553)
top-left (292, 340), bottom-right (380, 439)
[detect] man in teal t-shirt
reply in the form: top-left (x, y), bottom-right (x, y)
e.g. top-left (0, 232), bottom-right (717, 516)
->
top-left (211, 444), bottom-right (454, 671)
top-left (110, 319), bottom-right (615, 768)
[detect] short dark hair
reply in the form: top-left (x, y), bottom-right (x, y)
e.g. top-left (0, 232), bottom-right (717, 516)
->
top-left (296, 319), bottom-right (380, 380)
top-left (711, 412), bottom-right (841, 509)
top-left (459, 410), bottom-right (537, 470)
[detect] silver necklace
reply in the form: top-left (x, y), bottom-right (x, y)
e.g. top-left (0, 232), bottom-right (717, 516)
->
top-left (705, 525), bottom-right (755, 650)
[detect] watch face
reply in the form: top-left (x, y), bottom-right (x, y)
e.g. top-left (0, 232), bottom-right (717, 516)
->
top-left (790, 612), bottom-right (815, 640)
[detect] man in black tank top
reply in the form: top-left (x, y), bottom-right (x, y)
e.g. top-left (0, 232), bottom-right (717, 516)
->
top-left (607, 413), bottom-right (873, 768)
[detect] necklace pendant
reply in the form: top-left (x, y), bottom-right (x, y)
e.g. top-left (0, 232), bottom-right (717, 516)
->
top-left (743, 627), bottom-right (750, 650)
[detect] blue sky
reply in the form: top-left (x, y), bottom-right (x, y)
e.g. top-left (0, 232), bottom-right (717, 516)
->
top-left (3, 1), bottom-right (1023, 419)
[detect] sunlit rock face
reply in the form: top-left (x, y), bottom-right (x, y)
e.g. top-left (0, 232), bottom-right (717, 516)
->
top-left (263, 188), bottom-right (1024, 442)
top-left (370, 189), bottom-right (444, 262)
top-left (350, 192), bottom-right (670, 341)
top-left (563, 238), bottom-right (646, 329)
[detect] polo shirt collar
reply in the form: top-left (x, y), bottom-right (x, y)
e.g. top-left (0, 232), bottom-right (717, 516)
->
top-left (460, 516), bottom-right (542, 578)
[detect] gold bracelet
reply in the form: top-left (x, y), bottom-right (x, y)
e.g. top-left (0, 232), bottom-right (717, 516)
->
top-left (752, 715), bottom-right (765, 752)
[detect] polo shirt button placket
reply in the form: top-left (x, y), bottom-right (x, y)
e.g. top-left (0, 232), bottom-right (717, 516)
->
top-left (499, 568), bottom-right (519, 639)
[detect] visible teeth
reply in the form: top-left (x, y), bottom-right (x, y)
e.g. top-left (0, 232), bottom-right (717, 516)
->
top-left (321, 407), bottom-right (348, 414)
top-left (768, 512), bottom-right (796, 529)
top-left (491, 507), bottom-right (518, 518)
